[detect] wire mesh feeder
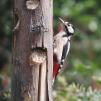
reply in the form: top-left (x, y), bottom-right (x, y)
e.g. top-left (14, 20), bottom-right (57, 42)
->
top-left (30, 48), bottom-right (47, 65)
top-left (26, 0), bottom-right (39, 10)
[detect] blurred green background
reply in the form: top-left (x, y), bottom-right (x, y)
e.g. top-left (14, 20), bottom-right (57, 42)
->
top-left (0, 0), bottom-right (101, 101)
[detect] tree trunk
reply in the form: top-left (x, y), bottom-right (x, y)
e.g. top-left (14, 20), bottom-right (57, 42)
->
top-left (12, 0), bottom-right (53, 101)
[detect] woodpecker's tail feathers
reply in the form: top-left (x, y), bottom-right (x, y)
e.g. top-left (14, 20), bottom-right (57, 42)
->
top-left (53, 63), bottom-right (60, 84)
top-left (53, 62), bottom-right (64, 84)
top-left (53, 63), bottom-right (59, 78)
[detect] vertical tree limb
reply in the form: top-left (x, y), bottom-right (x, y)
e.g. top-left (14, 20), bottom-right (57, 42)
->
top-left (12, 0), bottom-right (53, 101)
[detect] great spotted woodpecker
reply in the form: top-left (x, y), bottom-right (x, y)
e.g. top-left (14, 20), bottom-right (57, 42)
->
top-left (53, 18), bottom-right (74, 83)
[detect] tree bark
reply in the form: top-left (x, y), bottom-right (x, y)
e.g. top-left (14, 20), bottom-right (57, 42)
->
top-left (12, 0), bottom-right (53, 101)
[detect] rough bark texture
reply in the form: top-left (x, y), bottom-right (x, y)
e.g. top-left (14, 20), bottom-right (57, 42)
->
top-left (12, 0), bottom-right (53, 101)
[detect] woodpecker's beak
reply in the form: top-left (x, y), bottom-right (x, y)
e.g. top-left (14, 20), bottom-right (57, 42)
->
top-left (59, 18), bottom-right (65, 24)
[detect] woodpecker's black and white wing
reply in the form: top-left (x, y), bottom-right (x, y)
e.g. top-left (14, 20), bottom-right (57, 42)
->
top-left (60, 36), bottom-right (71, 68)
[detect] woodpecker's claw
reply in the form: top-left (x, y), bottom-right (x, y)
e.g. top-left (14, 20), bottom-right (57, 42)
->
top-left (59, 17), bottom-right (65, 24)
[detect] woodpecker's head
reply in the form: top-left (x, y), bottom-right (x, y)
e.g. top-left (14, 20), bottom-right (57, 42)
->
top-left (59, 18), bottom-right (74, 36)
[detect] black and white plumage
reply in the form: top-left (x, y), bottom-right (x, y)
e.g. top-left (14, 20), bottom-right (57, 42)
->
top-left (53, 18), bottom-right (74, 82)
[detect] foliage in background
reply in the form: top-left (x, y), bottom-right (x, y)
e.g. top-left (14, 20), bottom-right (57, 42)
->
top-left (0, 89), bottom-right (11, 101)
top-left (53, 0), bottom-right (101, 100)
top-left (0, 0), bottom-right (12, 101)
top-left (53, 83), bottom-right (101, 101)
top-left (0, 0), bottom-right (101, 100)
top-left (54, 0), bottom-right (101, 86)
